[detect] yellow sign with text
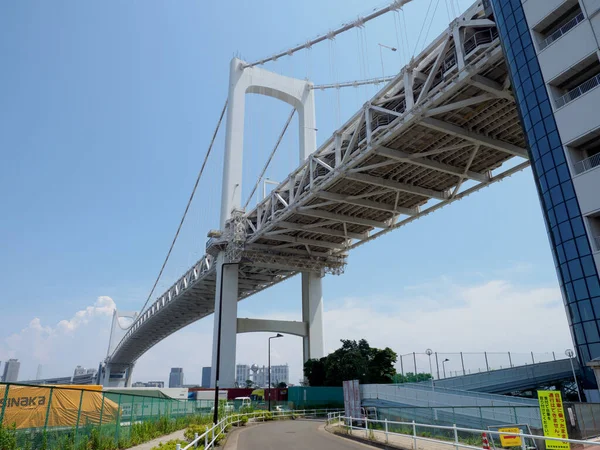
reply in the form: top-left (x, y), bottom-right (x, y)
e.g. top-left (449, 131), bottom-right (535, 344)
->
top-left (538, 390), bottom-right (570, 450)
top-left (499, 427), bottom-right (522, 447)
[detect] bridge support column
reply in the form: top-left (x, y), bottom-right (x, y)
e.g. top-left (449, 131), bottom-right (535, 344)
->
top-left (211, 252), bottom-right (239, 388)
top-left (302, 271), bottom-right (324, 363)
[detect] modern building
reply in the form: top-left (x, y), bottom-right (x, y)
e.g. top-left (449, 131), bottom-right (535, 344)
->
top-left (2, 359), bottom-right (20, 382)
top-left (236, 364), bottom-right (250, 387)
top-left (73, 366), bottom-right (86, 377)
top-left (201, 367), bottom-right (211, 388)
top-left (169, 368), bottom-right (184, 388)
top-left (132, 380), bottom-right (165, 388)
top-left (270, 364), bottom-right (289, 386)
top-left (487, 0), bottom-right (600, 398)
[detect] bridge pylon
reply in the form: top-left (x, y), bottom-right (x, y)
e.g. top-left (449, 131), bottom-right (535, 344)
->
top-left (211, 58), bottom-right (323, 388)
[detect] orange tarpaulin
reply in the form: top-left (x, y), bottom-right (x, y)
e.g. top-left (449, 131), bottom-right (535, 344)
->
top-left (0, 384), bottom-right (119, 429)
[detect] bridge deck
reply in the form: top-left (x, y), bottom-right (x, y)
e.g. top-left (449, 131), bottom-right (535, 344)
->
top-left (110, 1), bottom-right (531, 366)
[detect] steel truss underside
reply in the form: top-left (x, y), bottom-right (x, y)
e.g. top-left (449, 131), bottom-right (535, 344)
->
top-left (110, 2), bottom-right (531, 366)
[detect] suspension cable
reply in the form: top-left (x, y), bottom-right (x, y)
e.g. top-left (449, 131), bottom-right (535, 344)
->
top-left (139, 100), bottom-right (228, 315)
top-left (244, 108), bottom-right (296, 209)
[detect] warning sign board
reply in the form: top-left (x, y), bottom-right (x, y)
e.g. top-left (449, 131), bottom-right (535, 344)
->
top-left (538, 390), bottom-right (570, 450)
top-left (498, 427), bottom-right (522, 447)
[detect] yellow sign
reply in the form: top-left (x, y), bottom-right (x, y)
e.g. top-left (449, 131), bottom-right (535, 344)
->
top-left (499, 427), bottom-right (522, 447)
top-left (538, 390), bottom-right (570, 450)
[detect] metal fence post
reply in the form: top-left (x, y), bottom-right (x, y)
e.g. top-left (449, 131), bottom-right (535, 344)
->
top-left (365, 416), bottom-right (368, 438)
top-left (75, 389), bottom-right (85, 446)
top-left (385, 418), bottom-right (389, 443)
top-left (194, 432), bottom-right (198, 448)
top-left (141, 396), bottom-right (145, 422)
top-left (484, 352), bottom-right (489, 371)
top-left (508, 352), bottom-right (513, 368)
top-left (460, 352), bottom-right (465, 376)
top-left (0, 384), bottom-right (10, 427)
top-left (453, 424), bottom-right (459, 450)
top-left (412, 420), bottom-right (417, 450)
top-left (205, 430), bottom-right (208, 448)
top-left (43, 386), bottom-right (54, 433)
top-left (99, 393), bottom-right (106, 430)
top-left (531, 352), bottom-right (535, 364)
top-left (116, 393), bottom-right (122, 443)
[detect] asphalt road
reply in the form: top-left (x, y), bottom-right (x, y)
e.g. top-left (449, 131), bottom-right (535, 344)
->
top-left (230, 419), bottom-right (372, 450)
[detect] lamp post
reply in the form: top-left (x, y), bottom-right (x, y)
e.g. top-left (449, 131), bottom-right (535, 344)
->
top-left (426, 349), bottom-right (435, 393)
top-left (378, 43), bottom-right (397, 77)
top-left (442, 359), bottom-right (450, 378)
top-left (268, 333), bottom-right (284, 411)
top-left (565, 349), bottom-right (582, 402)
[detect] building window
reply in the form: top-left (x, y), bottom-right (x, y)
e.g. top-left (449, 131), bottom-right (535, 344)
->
top-left (567, 131), bottom-right (600, 175)
top-left (586, 214), bottom-right (600, 252)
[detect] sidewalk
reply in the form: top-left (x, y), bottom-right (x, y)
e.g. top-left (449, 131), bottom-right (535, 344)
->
top-left (128, 429), bottom-right (186, 450)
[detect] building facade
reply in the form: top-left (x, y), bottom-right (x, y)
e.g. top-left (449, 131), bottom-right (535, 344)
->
top-left (270, 365), bottom-right (289, 386)
top-left (2, 359), bottom-right (20, 382)
top-left (169, 368), bottom-right (184, 388)
top-left (488, 0), bottom-right (600, 398)
top-left (201, 367), bottom-right (211, 388)
top-left (235, 364), bottom-right (250, 387)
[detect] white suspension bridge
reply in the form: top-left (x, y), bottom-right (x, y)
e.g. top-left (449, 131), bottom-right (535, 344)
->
top-left (100, 0), bottom-right (532, 388)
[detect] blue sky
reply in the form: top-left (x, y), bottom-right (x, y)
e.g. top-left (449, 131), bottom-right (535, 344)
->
top-left (0, 0), bottom-right (572, 384)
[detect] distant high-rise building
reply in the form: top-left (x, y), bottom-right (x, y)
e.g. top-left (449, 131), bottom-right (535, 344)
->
top-left (270, 365), bottom-right (289, 386)
top-left (146, 381), bottom-right (164, 388)
top-left (236, 365), bottom-right (250, 387)
top-left (169, 368), bottom-right (184, 388)
top-left (36, 364), bottom-right (43, 380)
top-left (2, 359), bottom-right (20, 382)
top-left (201, 367), bottom-right (211, 388)
top-left (132, 381), bottom-right (146, 387)
top-left (73, 366), bottom-right (86, 377)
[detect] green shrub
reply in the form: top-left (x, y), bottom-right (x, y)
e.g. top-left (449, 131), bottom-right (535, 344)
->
top-left (240, 415), bottom-right (248, 426)
top-left (184, 424), bottom-right (209, 442)
top-left (0, 423), bottom-right (17, 450)
top-left (152, 438), bottom-right (188, 450)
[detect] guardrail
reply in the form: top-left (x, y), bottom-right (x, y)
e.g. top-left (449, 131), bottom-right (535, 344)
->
top-left (573, 152), bottom-right (600, 175)
top-left (556, 72), bottom-right (600, 108)
top-left (180, 409), bottom-right (341, 450)
top-left (326, 412), bottom-right (600, 450)
top-left (539, 12), bottom-right (585, 50)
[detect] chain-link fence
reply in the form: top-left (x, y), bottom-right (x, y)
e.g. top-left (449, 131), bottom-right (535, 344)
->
top-left (0, 383), bottom-right (220, 449)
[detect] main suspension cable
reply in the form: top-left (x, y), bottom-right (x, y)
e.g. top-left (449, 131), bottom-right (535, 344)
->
top-left (139, 100), bottom-right (228, 315)
top-left (244, 108), bottom-right (296, 209)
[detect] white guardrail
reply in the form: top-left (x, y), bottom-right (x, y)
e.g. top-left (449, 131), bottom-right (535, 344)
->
top-left (177, 409), bottom-right (340, 450)
top-left (326, 412), bottom-right (600, 450)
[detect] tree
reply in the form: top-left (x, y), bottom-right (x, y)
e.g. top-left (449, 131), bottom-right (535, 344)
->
top-left (303, 339), bottom-right (398, 386)
top-left (392, 372), bottom-right (433, 383)
top-left (304, 357), bottom-right (326, 387)
top-left (245, 379), bottom-right (254, 388)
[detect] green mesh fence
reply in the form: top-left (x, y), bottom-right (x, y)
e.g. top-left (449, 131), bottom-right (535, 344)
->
top-left (0, 383), bottom-right (218, 450)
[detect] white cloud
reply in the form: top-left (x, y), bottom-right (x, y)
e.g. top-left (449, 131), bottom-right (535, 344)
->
top-left (1, 274), bottom-right (573, 386)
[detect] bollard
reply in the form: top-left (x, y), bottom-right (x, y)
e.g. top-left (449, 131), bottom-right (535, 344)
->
top-left (175, 444), bottom-right (181, 450)
top-left (194, 432), bottom-right (198, 448)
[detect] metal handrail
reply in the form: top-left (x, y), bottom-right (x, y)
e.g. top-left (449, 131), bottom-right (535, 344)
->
top-left (556, 72), bottom-right (600, 108)
top-left (327, 413), bottom-right (600, 448)
top-left (573, 152), bottom-right (600, 175)
top-left (539, 12), bottom-right (585, 50)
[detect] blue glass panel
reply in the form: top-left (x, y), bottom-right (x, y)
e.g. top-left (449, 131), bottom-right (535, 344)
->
top-left (566, 199), bottom-right (580, 219)
top-left (554, 149), bottom-right (567, 167)
top-left (572, 217), bottom-right (586, 237)
top-left (542, 152), bottom-right (554, 172)
top-left (570, 303), bottom-right (581, 323)
top-left (582, 256), bottom-right (597, 277)
top-left (588, 276), bottom-right (600, 298)
top-left (559, 221), bottom-right (574, 241)
top-left (576, 235), bottom-right (591, 257)
top-left (569, 259), bottom-right (584, 281)
top-left (579, 300), bottom-right (594, 321)
top-left (561, 263), bottom-right (571, 283)
top-left (584, 321), bottom-right (600, 343)
top-left (562, 181), bottom-right (575, 200)
top-left (589, 343), bottom-right (600, 359)
top-left (575, 323), bottom-right (587, 343)
top-left (557, 244), bottom-right (566, 264)
top-left (566, 282), bottom-right (576, 302)
top-left (564, 240), bottom-right (578, 261)
top-left (554, 203), bottom-right (568, 223)
top-left (547, 170), bottom-right (559, 189)
top-left (579, 344), bottom-right (591, 362)
top-left (550, 185), bottom-right (563, 205)
top-left (575, 279), bottom-right (590, 301)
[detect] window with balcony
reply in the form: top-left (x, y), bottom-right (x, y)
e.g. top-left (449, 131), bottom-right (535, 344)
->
top-left (586, 213), bottom-right (600, 252)
top-left (568, 136), bottom-right (600, 175)
top-left (549, 54), bottom-right (600, 108)
top-left (535, 3), bottom-right (585, 50)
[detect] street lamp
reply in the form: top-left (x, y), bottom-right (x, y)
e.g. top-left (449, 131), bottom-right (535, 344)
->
top-left (268, 333), bottom-right (284, 411)
top-left (378, 43), bottom-right (397, 77)
top-left (425, 349), bottom-right (435, 393)
top-left (442, 359), bottom-right (450, 379)
top-left (565, 349), bottom-right (582, 402)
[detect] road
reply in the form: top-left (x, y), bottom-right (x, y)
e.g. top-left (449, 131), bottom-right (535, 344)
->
top-left (228, 419), bottom-right (373, 450)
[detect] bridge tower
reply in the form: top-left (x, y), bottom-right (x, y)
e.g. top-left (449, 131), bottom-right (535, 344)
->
top-left (99, 309), bottom-right (138, 387)
top-left (211, 58), bottom-right (323, 388)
